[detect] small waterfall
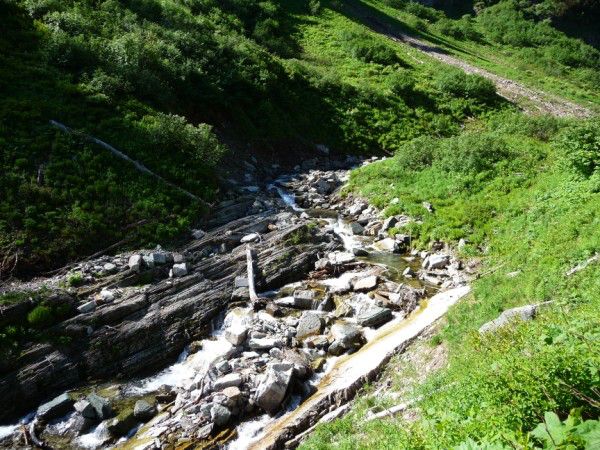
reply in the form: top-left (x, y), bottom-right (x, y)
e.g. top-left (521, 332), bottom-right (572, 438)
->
top-left (331, 217), bottom-right (360, 252)
top-left (268, 183), bottom-right (304, 212)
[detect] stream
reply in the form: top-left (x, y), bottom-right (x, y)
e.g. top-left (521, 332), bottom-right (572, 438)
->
top-left (0, 163), bottom-right (470, 450)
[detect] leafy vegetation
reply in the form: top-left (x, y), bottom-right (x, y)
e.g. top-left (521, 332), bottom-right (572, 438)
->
top-left (302, 113), bottom-right (600, 449)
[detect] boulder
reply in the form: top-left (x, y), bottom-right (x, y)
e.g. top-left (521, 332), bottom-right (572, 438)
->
top-left (296, 312), bottom-right (324, 340)
top-left (100, 289), bottom-right (115, 303)
top-left (222, 386), bottom-right (242, 405)
top-left (151, 252), bottom-right (167, 265)
top-left (74, 399), bottom-right (96, 420)
top-left (255, 367), bottom-right (294, 415)
top-left (37, 393), bottom-right (74, 421)
top-left (349, 222), bottom-right (364, 235)
top-left (424, 254), bottom-right (450, 270)
top-left (352, 248), bottom-right (369, 257)
top-left (403, 267), bottom-right (416, 278)
top-left (133, 400), bottom-right (157, 422)
top-left (382, 216), bottom-right (398, 232)
top-left (87, 394), bottom-right (113, 420)
top-left (232, 287), bottom-right (250, 301)
top-left (170, 263), bottom-right (188, 278)
top-left (213, 373), bottom-right (243, 390)
top-left (479, 304), bottom-right (543, 334)
top-left (234, 276), bottom-right (249, 288)
top-left (71, 414), bottom-right (95, 435)
top-left (348, 201), bottom-right (367, 216)
top-left (128, 254), bottom-right (143, 272)
top-left (356, 306), bottom-right (393, 328)
top-left (352, 275), bottom-right (378, 292)
top-left (191, 229), bottom-right (206, 239)
top-left (102, 263), bottom-right (117, 274)
top-left (374, 238), bottom-right (399, 253)
top-left (225, 324), bottom-right (249, 346)
top-left (315, 258), bottom-right (332, 271)
top-left (241, 233), bottom-right (260, 243)
top-left (211, 404), bottom-right (231, 427)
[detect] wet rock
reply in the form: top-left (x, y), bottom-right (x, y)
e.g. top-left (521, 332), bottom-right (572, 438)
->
top-left (373, 238), bottom-right (399, 253)
top-left (296, 312), bottom-right (324, 340)
top-left (255, 367), bottom-right (293, 415)
top-left (348, 201), bottom-right (367, 216)
top-left (87, 394), bottom-right (113, 420)
top-left (108, 410), bottom-right (136, 436)
top-left (151, 252), bottom-right (167, 265)
top-left (170, 263), bottom-right (188, 278)
top-left (155, 387), bottom-right (176, 404)
top-left (211, 404), bottom-right (231, 427)
top-left (328, 251), bottom-right (355, 265)
top-left (352, 248), bottom-right (369, 257)
top-left (356, 306), bottom-right (393, 328)
top-left (311, 357), bottom-right (326, 372)
top-left (71, 414), bottom-right (95, 435)
top-left (403, 267), bottom-right (416, 278)
top-left (304, 335), bottom-right (329, 349)
top-left (225, 324), bottom-right (249, 346)
top-left (423, 254), bottom-right (450, 270)
top-left (74, 399), bottom-right (96, 419)
top-left (128, 254), bottom-right (143, 272)
top-left (213, 373), bottom-right (243, 390)
top-left (37, 392), bottom-right (74, 421)
top-left (134, 400), bottom-right (157, 422)
top-left (352, 275), bottom-right (378, 292)
top-left (328, 323), bottom-right (364, 355)
top-left (349, 222), bottom-right (364, 235)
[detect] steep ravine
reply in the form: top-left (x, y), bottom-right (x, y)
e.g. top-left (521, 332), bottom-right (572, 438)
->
top-left (0, 157), bottom-right (473, 449)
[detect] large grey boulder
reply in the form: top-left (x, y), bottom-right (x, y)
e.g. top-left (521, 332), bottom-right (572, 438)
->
top-left (241, 233), bottom-right (260, 243)
top-left (37, 393), bottom-right (74, 421)
top-left (170, 263), bottom-right (188, 278)
top-left (225, 324), bottom-right (249, 346)
top-left (349, 222), bottom-right (364, 235)
top-left (479, 303), bottom-right (546, 334)
top-left (211, 404), bottom-right (231, 427)
top-left (255, 367), bottom-right (294, 415)
top-left (213, 373), bottom-right (243, 390)
top-left (128, 254), bottom-right (143, 272)
top-left (133, 400), bottom-right (157, 422)
top-left (296, 312), bottom-right (324, 340)
top-left (423, 254), bottom-right (450, 270)
top-left (248, 337), bottom-right (285, 351)
top-left (328, 323), bottom-right (364, 355)
top-left (352, 275), bottom-right (378, 292)
top-left (292, 290), bottom-right (318, 309)
top-left (356, 306), bottom-right (393, 328)
top-left (87, 394), bottom-right (113, 420)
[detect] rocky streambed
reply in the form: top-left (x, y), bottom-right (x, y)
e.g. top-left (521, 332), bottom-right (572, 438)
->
top-left (0, 156), bottom-right (474, 449)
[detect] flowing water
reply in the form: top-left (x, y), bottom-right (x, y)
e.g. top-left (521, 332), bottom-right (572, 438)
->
top-left (1, 173), bottom-right (464, 450)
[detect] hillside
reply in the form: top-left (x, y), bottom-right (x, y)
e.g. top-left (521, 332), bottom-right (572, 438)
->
top-left (0, 0), bottom-right (599, 449)
top-left (4, 0), bottom-right (598, 278)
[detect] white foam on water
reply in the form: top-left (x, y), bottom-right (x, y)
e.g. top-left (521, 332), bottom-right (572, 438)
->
top-left (76, 421), bottom-right (111, 449)
top-left (268, 184), bottom-right (304, 212)
top-left (0, 411), bottom-right (35, 440)
top-left (226, 414), bottom-right (272, 450)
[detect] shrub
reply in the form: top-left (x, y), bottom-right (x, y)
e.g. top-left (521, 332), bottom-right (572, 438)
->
top-left (555, 119), bottom-right (600, 178)
top-left (404, 1), bottom-right (444, 23)
top-left (395, 135), bottom-right (438, 170)
top-left (435, 69), bottom-right (496, 103)
top-left (67, 272), bottom-right (84, 287)
top-left (386, 70), bottom-right (415, 97)
top-left (435, 133), bottom-right (509, 175)
top-left (341, 31), bottom-right (400, 65)
top-left (27, 305), bottom-right (54, 329)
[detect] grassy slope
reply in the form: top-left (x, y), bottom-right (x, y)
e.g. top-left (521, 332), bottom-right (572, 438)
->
top-left (356, 0), bottom-right (600, 111)
top-left (300, 112), bottom-right (600, 447)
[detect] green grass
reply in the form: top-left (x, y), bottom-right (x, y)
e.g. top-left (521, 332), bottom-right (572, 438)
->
top-left (301, 113), bottom-right (600, 449)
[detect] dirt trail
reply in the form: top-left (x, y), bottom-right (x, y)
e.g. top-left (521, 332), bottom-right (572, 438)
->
top-left (352, 6), bottom-right (594, 118)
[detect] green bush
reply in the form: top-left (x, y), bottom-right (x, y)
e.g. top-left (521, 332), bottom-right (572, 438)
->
top-left (386, 70), bottom-right (415, 96)
top-left (556, 119), bottom-right (600, 178)
top-left (342, 31), bottom-right (400, 65)
top-left (27, 305), bottom-right (54, 329)
top-left (395, 135), bottom-right (438, 170)
top-left (435, 69), bottom-right (497, 103)
top-left (404, 1), bottom-right (444, 23)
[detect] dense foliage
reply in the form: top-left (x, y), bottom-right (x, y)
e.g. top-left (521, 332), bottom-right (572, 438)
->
top-left (1, 0), bottom-right (507, 277)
